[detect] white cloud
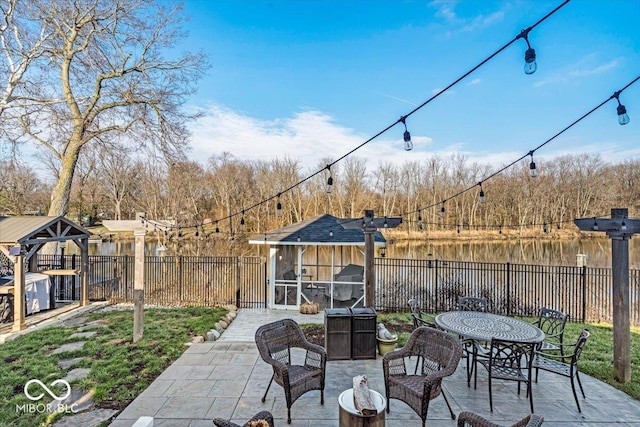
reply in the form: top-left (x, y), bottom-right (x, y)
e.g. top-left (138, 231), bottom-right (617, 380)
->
top-left (467, 78), bottom-right (482, 85)
top-left (429, 0), bottom-right (504, 34)
top-left (534, 55), bottom-right (623, 88)
top-left (460, 11), bottom-right (504, 33)
top-left (188, 104), bottom-right (434, 173)
top-left (431, 87), bottom-right (456, 96)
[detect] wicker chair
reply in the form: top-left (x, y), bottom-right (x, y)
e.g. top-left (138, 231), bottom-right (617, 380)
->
top-left (254, 319), bottom-right (326, 424)
top-left (213, 411), bottom-right (275, 427)
top-left (383, 326), bottom-right (463, 427)
top-left (532, 307), bottom-right (569, 355)
top-left (477, 338), bottom-right (536, 413)
top-left (457, 411), bottom-right (544, 427)
top-left (532, 328), bottom-right (590, 412)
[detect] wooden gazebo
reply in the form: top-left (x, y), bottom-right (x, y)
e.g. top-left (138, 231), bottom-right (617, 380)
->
top-left (249, 214), bottom-right (386, 310)
top-left (0, 216), bottom-right (90, 331)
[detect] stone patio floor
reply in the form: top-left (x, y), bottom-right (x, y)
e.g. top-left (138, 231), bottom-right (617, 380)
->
top-left (109, 308), bottom-right (640, 426)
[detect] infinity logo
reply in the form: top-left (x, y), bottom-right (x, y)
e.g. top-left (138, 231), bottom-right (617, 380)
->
top-left (24, 379), bottom-right (71, 401)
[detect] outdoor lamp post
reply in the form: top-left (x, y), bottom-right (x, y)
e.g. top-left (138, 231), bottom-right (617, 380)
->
top-left (574, 208), bottom-right (636, 383)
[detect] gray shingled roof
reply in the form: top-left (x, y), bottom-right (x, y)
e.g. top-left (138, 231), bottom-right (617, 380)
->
top-left (248, 213), bottom-right (386, 246)
top-left (0, 216), bottom-right (90, 245)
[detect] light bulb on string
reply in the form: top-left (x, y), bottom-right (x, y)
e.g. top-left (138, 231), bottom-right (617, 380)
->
top-left (478, 182), bottom-right (486, 203)
top-left (383, 217), bottom-right (388, 228)
top-left (592, 218), bottom-right (599, 231)
top-left (529, 152), bottom-right (538, 177)
top-left (543, 223), bottom-right (548, 234)
top-left (276, 194), bottom-right (283, 217)
top-left (621, 220), bottom-right (628, 231)
top-left (399, 116), bottom-right (413, 151)
top-left (325, 165), bottom-right (333, 193)
top-left (240, 211), bottom-right (246, 232)
top-left (440, 202), bottom-right (446, 217)
top-left (518, 28), bottom-right (537, 75)
top-left (613, 90), bottom-right (630, 125)
top-left (418, 211), bottom-right (423, 231)
top-left (329, 228), bottom-right (334, 237)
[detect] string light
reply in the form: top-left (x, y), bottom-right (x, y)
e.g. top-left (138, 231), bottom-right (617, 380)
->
top-left (529, 152), bottom-right (538, 177)
top-left (440, 202), bottom-right (446, 217)
top-left (478, 182), bottom-right (486, 203)
top-left (418, 211), bottom-right (423, 230)
top-left (543, 223), bottom-right (548, 233)
top-left (592, 218), bottom-right (599, 231)
top-left (612, 90), bottom-right (630, 125)
top-left (517, 27), bottom-right (537, 75)
top-left (621, 220), bottom-right (628, 231)
top-left (326, 165), bottom-right (333, 194)
top-left (329, 228), bottom-right (334, 237)
top-left (240, 211), bottom-right (246, 232)
top-left (399, 116), bottom-right (413, 151)
top-left (383, 217), bottom-right (389, 228)
top-left (276, 193), bottom-right (283, 217)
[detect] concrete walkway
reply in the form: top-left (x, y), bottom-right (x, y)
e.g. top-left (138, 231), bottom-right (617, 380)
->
top-left (110, 308), bottom-right (640, 426)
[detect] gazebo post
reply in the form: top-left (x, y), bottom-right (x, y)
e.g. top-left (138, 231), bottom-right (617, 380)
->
top-left (574, 207), bottom-right (634, 383)
top-left (133, 229), bottom-right (146, 343)
top-left (363, 212), bottom-right (376, 308)
top-left (12, 250), bottom-right (26, 331)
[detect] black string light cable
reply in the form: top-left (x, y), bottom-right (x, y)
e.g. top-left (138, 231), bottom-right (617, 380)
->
top-left (401, 74), bottom-right (640, 222)
top-left (151, 0), bottom-right (571, 235)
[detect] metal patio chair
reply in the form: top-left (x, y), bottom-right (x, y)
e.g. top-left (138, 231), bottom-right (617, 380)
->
top-left (457, 296), bottom-right (490, 387)
top-left (532, 307), bottom-right (569, 356)
top-left (531, 328), bottom-right (590, 412)
top-left (477, 338), bottom-right (536, 413)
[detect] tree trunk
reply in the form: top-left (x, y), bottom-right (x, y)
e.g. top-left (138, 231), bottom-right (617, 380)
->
top-left (48, 139), bottom-right (81, 217)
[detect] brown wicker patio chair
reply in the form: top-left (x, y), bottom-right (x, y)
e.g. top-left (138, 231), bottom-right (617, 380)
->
top-left (532, 307), bottom-right (569, 356)
top-left (457, 411), bottom-right (544, 427)
top-left (383, 326), bottom-right (463, 427)
top-left (254, 319), bottom-right (326, 424)
top-left (532, 328), bottom-right (590, 412)
top-left (477, 338), bottom-right (536, 413)
top-left (213, 410), bottom-right (275, 427)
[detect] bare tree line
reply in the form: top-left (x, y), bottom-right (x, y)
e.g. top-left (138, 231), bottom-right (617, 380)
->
top-left (1, 151), bottom-right (638, 239)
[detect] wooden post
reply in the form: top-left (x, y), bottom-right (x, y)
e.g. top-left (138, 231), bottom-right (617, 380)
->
top-left (363, 211), bottom-right (376, 308)
top-left (133, 229), bottom-right (146, 343)
top-left (574, 207), bottom-right (635, 383)
top-left (12, 251), bottom-right (26, 331)
top-left (611, 208), bottom-right (631, 383)
top-left (80, 238), bottom-right (89, 307)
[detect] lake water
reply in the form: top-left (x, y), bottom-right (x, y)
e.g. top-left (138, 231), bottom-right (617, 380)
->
top-left (69, 237), bottom-right (640, 268)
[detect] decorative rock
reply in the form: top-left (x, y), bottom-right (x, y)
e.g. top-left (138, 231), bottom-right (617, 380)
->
top-left (51, 408), bottom-right (118, 427)
top-left (191, 335), bottom-right (204, 344)
top-left (51, 341), bottom-right (86, 355)
top-left (218, 320), bottom-right (228, 329)
top-left (58, 357), bottom-right (86, 370)
top-left (77, 321), bottom-right (109, 332)
top-left (207, 329), bottom-right (221, 341)
top-left (227, 311), bottom-right (237, 319)
top-left (214, 323), bottom-right (224, 333)
top-left (69, 331), bottom-right (97, 340)
top-left (48, 388), bottom-right (94, 415)
top-left (224, 314), bottom-right (234, 323)
top-left (63, 368), bottom-right (91, 383)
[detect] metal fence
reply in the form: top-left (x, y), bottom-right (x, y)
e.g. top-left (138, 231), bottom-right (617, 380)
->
top-left (37, 254), bottom-right (267, 308)
top-left (376, 258), bottom-right (640, 326)
top-left (30, 254), bottom-right (640, 325)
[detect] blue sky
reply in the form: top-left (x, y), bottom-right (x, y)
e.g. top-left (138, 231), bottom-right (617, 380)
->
top-left (182, 0), bottom-right (640, 172)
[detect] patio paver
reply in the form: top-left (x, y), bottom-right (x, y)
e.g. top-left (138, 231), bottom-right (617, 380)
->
top-left (110, 308), bottom-right (640, 426)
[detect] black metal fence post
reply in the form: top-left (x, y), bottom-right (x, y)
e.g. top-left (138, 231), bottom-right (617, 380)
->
top-left (506, 262), bottom-right (511, 316)
top-left (582, 265), bottom-right (587, 323)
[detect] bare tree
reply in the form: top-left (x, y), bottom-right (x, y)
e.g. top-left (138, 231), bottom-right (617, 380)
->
top-left (4, 0), bottom-right (206, 217)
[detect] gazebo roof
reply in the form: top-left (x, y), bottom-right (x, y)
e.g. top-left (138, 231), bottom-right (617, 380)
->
top-left (248, 213), bottom-right (386, 246)
top-left (0, 216), bottom-right (90, 245)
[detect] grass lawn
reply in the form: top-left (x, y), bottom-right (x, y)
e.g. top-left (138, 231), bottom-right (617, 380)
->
top-left (375, 312), bottom-right (640, 401)
top-left (0, 306), bottom-right (227, 427)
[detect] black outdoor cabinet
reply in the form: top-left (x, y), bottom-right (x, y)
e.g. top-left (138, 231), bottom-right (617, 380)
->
top-left (325, 308), bottom-right (351, 360)
top-left (351, 307), bottom-right (377, 360)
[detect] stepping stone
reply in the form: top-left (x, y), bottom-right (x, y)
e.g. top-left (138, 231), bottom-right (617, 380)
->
top-left (48, 389), bottom-right (94, 414)
top-left (58, 357), bottom-right (86, 370)
top-left (51, 408), bottom-right (118, 427)
top-left (77, 321), bottom-right (109, 332)
top-left (61, 317), bottom-right (88, 328)
top-left (51, 341), bottom-right (86, 355)
top-left (62, 368), bottom-right (91, 383)
top-left (69, 331), bottom-right (97, 340)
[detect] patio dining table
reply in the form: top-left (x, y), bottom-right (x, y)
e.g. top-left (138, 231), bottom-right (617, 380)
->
top-left (435, 311), bottom-right (545, 343)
